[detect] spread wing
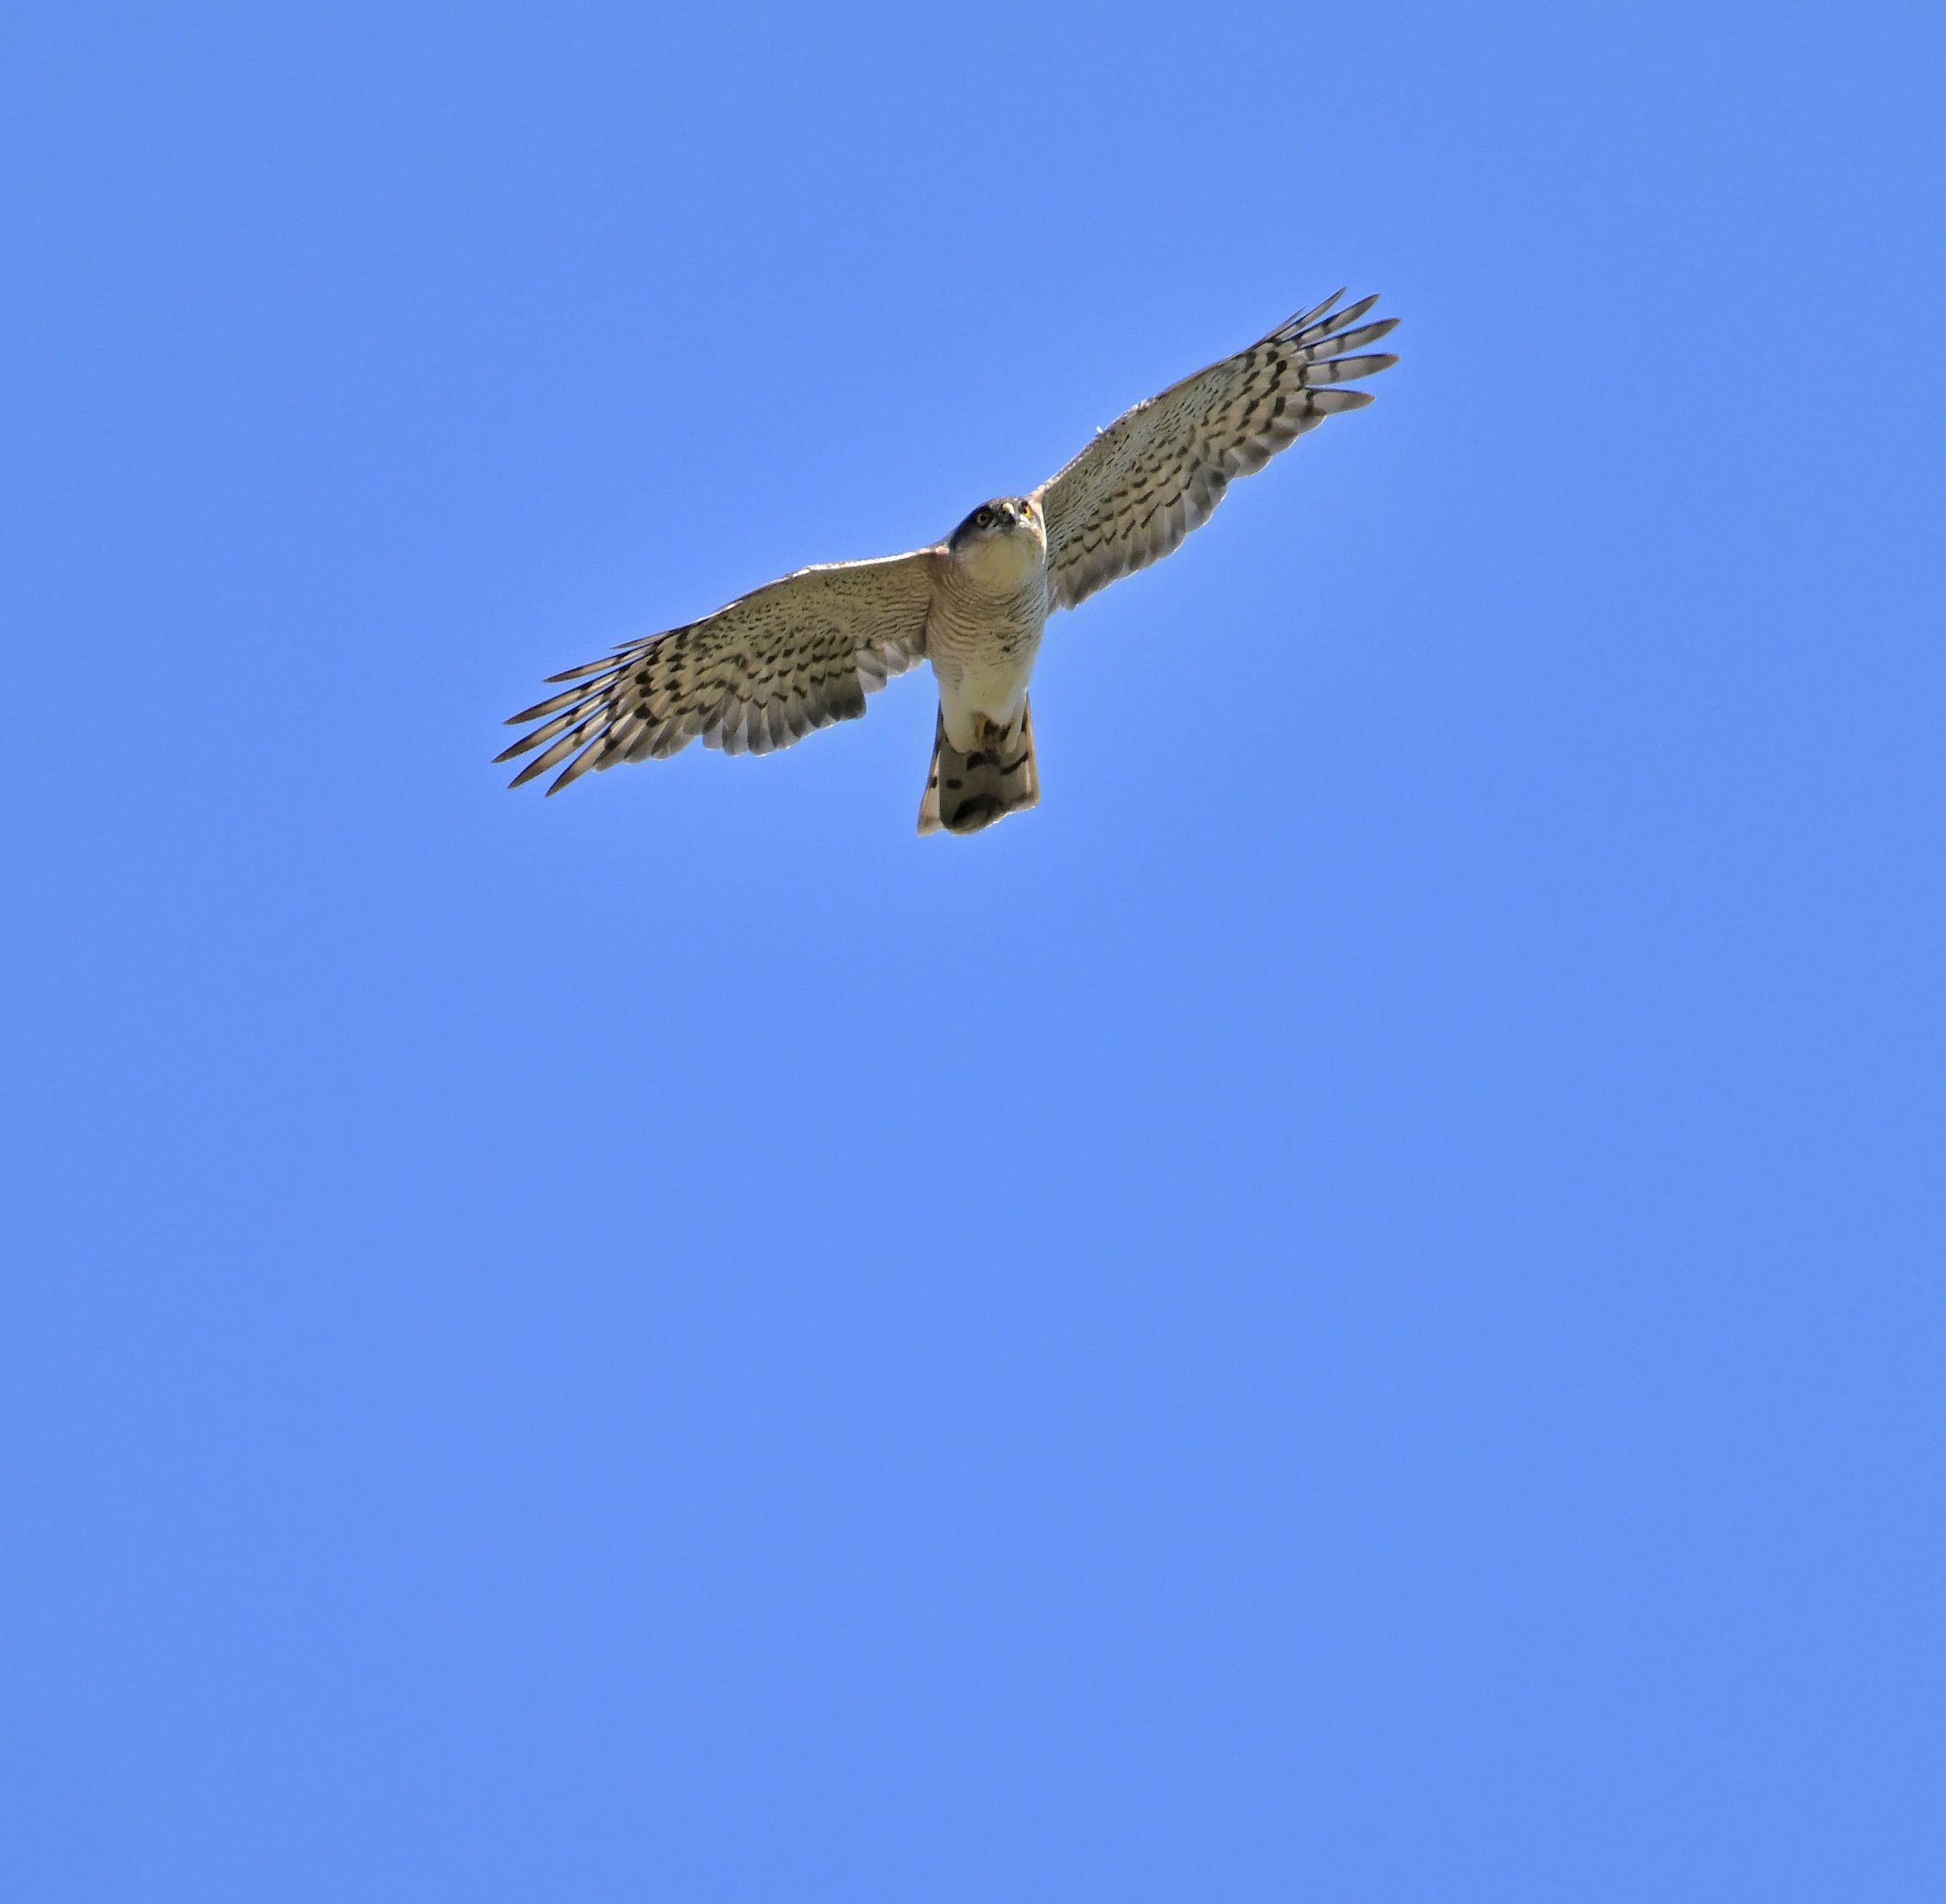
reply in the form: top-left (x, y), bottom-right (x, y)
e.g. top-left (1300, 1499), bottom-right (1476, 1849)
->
top-left (498, 550), bottom-right (938, 794)
top-left (1033, 291), bottom-right (1399, 612)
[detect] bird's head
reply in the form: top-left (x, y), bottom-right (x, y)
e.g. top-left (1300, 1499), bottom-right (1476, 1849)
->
top-left (947, 495), bottom-right (1047, 589)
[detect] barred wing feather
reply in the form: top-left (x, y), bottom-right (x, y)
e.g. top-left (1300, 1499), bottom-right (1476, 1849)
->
top-left (498, 550), bottom-right (937, 794)
top-left (1034, 291), bottom-right (1399, 612)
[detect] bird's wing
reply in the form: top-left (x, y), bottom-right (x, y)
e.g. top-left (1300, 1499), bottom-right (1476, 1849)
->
top-left (1032, 292), bottom-right (1399, 612)
top-left (498, 550), bottom-right (938, 794)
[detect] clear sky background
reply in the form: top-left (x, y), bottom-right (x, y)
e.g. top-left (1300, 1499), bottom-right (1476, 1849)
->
top-left (3, 3), bottom-right (1942, 1899)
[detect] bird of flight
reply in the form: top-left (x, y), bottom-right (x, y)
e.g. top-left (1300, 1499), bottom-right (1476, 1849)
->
top-left (499, 291), bottom-right (1399, 834)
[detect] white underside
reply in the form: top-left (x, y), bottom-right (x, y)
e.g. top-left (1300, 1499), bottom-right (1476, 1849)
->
top-left (933, 640), bottom-right (1040, 751)
top-left (930, 527), bottom-right (1049, 751)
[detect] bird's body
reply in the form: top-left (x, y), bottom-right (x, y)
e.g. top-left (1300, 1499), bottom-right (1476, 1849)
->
top-left (500, 292), bottom-right (1399, 833)
top-left (928, 498), bottom-right (1050, 752)
top-left (914, 496), bottom-right (1052, 831)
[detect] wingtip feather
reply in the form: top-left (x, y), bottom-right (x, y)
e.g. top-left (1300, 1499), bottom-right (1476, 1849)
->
top-left (1277, 287), bottom-right (1348, 337)
top-left (1313, 351), bottom-right (1401, 384)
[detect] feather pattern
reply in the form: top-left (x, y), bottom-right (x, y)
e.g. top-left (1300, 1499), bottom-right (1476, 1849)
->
top-left (1033, 292), bottom-right (1399, 611)
top-left (497, 551), bottom-right (936, 794)
top-left (499, 291), bottom-right (1398, 813)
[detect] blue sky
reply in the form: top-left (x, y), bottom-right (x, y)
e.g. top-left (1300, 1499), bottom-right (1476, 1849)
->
top-left (3, 3), bottom-right (1942, 1898)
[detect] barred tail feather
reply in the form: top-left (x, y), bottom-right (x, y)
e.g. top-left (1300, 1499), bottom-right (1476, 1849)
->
top-left (917, 702), bottom-right (1039, 837)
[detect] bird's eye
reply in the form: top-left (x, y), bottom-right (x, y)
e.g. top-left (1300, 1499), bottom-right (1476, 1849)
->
top-left (976, 507), bottom-right (994, 528)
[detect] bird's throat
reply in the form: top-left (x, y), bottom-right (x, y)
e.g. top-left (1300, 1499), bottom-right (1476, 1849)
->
top-left (950, 529), bottom-right (1047, 596)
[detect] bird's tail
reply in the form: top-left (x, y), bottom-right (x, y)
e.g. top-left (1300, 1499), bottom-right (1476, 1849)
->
top-left (917, 701), bottom-right (1039, 836)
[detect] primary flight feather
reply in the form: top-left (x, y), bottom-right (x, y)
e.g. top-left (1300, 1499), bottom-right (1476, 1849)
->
top-left (499, 292), bottom-right (1399, 834)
